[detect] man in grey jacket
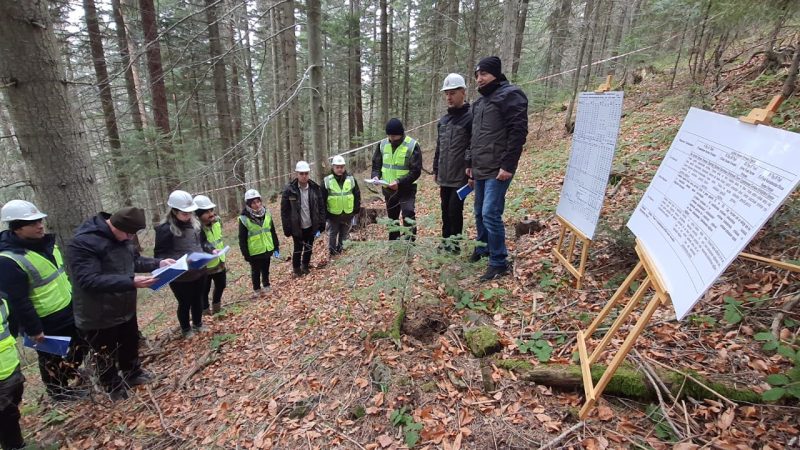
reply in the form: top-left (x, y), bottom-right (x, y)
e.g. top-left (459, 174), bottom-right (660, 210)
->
top-left (68, 207), bottom-right (173, 401)
top-left (434, 73), bottom-right (472, 253)
top-left (466, 56), bottom-right (528, 281)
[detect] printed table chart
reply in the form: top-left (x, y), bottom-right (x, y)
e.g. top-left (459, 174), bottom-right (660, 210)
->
top-left (628, 107), bottom-right (800, 320)
top-left (556, 91), bottom-right (624, 238)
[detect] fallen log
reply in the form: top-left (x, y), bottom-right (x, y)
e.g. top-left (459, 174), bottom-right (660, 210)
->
top-left (493, 359), bottom-right (764, 403)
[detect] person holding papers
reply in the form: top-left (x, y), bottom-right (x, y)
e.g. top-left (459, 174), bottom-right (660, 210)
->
top-left (194, 195), bottom-right (227, 314)
top-left (155, 191), bottom-right (214, 338)
top-left (238, 189), bottom-right (280, 298)
top-left (0, 200), bottom-right (86, 402)
top-left (371, 118), bottom-right (423, 240)
top-left (433, 73), bottom-right (472, 254)
top-left (281, 162), bottom-right (326, 277)
top-left (68, 207), bottom-right (173, 401)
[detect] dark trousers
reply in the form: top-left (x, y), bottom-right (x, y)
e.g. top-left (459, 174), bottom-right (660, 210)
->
top-left (170, 278), bottom-right (206, 331)
top-left (80, 317), bottom-right (141, 394)
top-left (328, 215), bottom-right (353, 255)
top-left (0, 368), bottom-right (24, 450)
top-left (248, 257), bottom-right (271, 290)
top-left (384, 185), bottom-right (417, 240)
top-left (203, 270), bottom-right (227, 309)
top-left (440, 186), bottom-right (465, 248)
top-left (38, 321), bottom-right (85, 398)
top-left (292, 227), bottom-right (314, 269)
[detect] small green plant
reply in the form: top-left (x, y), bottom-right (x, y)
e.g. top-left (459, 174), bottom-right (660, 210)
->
top-left (688, 314), bottom-right (717, 328)
top-left (722, 296), bottom-right (744, 324)
top-left (481, 287), bottom-right (509, 313)
top-left (390, 406), bottom-right (423, 448)
top-left (210, 333), bottom-right (237, 351)
top-left (754, 331), bottom-right (800, 401)
top-left (538, 273), bottom-right (558, 290)
top-left (645, 404), bottom-right (679, 442)
top-left (456, 291), bottom-right (489, 312)
top-left (516, 332), bottom-right (553, 362)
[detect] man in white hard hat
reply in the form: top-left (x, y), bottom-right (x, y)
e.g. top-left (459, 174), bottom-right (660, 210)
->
top-left (239, 189), bottom-right (280, 297)
top-left (434, 73), bottom-right (472, 254)
top-left (281, 161), bottom-right (326, 276)
top-left (322, 155), bottom-right (361, 257)
top-left (0, 200), bottom-right (87, 401)
top-left (194, 195), bottom-right (226, 314)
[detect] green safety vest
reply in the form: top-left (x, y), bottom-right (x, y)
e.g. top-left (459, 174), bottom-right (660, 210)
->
top-left (239, 214), bottom-right (275, 256)
top-left (380, 136), bottom-right (418, 184)
top-left (0, 298), bottom-right (20, 381)
top-left (0, 246), bottom-right (71, 318)
top-left (203, 219), bottom-right (226, 269)
top-left (324, 174), bottom-right (355, 215)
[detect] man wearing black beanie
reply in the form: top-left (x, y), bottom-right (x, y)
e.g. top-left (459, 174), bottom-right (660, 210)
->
top-left (371, 118), bottom-right (423, 240)
top-left (466, 56), bottom-right (528, 281)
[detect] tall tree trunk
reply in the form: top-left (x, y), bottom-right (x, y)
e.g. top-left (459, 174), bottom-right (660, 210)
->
top-left (139, 0), bottom-right (178, 191)
top-left (512, 0), bottom-right (530, 78)
top-left (564, 0), bottom-right (594, 131)
top-left (379, 0), bottom-right (389, 126)
top-left (547, 0), bottom-right (572, 85)
top-left (669, 20), bottom-right (689, 90)
top-left (782, 36), bottom-right (800, 98)
top-left (466, 0), bottom-right (481, 94)
top-left (401, 0), bottom-right (412, 124)
top-left (241, 2), bottom-right (264, 188)
top-left (84, 0), bottom-right (133, 207)
top-left (308, 0), bottom-right (327, 180)
top-left (444, 0), bottom-right (459, 73)
top-left (279, 0), bottom-right (304, 164)
top-left (0, 0), bottom-right (102, 246)
top-left (111, 0), bottom-right (145, 132)
top-left (583, 0), bottom-right (602, 89)
top-left (500, 0), bottom-right (519, 72)
top-left (347, 0), bottom-right (365, 148)
top-left (606, 0), bottom-right (626, 76)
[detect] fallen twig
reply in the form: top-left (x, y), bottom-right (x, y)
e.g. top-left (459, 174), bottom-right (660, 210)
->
top-left (538, 421), bottom-right (584, 449)
top-left (146, 385), bottom-right (185, 441)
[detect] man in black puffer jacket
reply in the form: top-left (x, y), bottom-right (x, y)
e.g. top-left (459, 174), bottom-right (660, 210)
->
top-left (68, 207), bottom-right (172, 401)
top-left (434, 73), bottom-right (472, 253)
top-left (281, 161), bottom-right (326, 276)
top-left (466, 56), bottom-right (528, 282)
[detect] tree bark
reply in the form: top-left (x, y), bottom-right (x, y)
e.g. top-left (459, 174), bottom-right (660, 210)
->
top-left (139, 0), bottom-right (178, 191)
top-left (564, 0), bottom-right (594, 131)
top-left (308, 0), bottom-right (327, 180)
top-left (379, 0), bottom-right (389, 126)
top-left (466, 0), bottom-right (481, 94)
top-left (444, 0), bottom-right (459, 73)
top-left (347, 0), bottom-right (365, 149)
top-left (279, 0), bottom-right (304, 164)
top-left (401, 0), bottom-right (412, 124)
top-left (0, 0), bottom-right (102, 246)
top-left (511, 0), bottom-right (529, 78)
top-left (500, 0), bottom-right (519, 74)
top-left (84, 0), bottom-right (133, 207)
top-left (241, 1), bottom-right (263, 188)
top-left (782, 36), bottom-right (800, 98)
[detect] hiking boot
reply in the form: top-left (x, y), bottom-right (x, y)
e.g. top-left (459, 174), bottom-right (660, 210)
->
top-left (193, 325), bottom-right (209, 333)
top-left (250, 289), bottom-right (262, 299)
top-left (109, 388), bottom-right (129, 402)
top-left (301, 265), bottom-right (310, 275)
top-left (202, 308), bottom-right (211, 316)
top-left (479, 264), bottom-right (510, 282)
top-left (211, 302), bottom-right (221, 314)
top-left (181, 329), bottom-right (195, 339)
top-left (125, 370), bottom-right (154, 387)
top-left (261, 286), bottom-right (272, 296)
top-left (469, 250), bottom-right (488, 263)
top-left (293, 267), bottom-right (303, 277)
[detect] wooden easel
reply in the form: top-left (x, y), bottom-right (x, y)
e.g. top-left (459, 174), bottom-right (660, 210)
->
top-left (553, 215), bottom-right (591, 289)
top-left (576, 239), bottom-right (670, 419)
top-left (553, 76), bottom-right (616, 289)
top-left (737, 94), bottom-right (800, 273)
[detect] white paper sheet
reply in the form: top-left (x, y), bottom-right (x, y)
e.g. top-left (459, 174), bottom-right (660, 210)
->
top-left (628, 107), bottom-right (800, 320)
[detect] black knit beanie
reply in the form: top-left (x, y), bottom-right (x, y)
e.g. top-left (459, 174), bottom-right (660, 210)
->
top-left (385, 118), bottom-right (404, 136)
top-left (475, 56), bottom-right (503, 79)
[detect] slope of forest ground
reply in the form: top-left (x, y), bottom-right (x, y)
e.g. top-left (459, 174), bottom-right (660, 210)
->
top-left (15, 67), bottom-right (800, 449)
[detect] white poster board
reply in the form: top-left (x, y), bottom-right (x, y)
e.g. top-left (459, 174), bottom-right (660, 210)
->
top-left (628, 107), bottom-right (800, 320)
top-left (556, 91), bottom-right (624, 238)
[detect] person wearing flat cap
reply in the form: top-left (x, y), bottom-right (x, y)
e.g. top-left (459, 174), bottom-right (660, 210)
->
top-left (466, 56), bottom-right (528, 282)
top-left (68, 207), bottom-right (175, 401)
top-left (371, 118), bottom-right (423, 240)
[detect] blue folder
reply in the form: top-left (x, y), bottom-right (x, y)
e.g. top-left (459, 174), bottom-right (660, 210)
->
top-left (457, 184), bottom-right (474, 201)
top-left (23, 335), bottom-right (71, 357)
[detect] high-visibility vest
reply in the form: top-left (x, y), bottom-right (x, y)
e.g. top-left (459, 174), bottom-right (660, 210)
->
top-left (203, 219), bottom-right (226, 269)
top-left (380, 136), bottom-right (418, 184)
top-left (0, 246), bottom-right (71, 318)
top-left (324, 174), bottom-right (355, 215)
top-left (239, 214), bottom-right (275, 256)
top-left (0, 298), bottom-right (20, 381)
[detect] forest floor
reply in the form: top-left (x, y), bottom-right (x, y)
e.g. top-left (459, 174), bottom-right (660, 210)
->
top-left (16, 66), bottom-right (800, 449)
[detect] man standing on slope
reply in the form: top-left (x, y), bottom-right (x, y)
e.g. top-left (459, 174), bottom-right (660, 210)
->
top-left (466, 56), bottom-right (529, 281)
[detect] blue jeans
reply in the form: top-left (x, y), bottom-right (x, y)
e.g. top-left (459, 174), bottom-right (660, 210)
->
top-left (474, 177), bottom-right (511, 267)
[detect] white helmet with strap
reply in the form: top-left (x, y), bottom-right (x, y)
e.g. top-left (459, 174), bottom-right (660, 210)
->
top-left (1, 200), bottom-right (47, 222)
top-left (167, 190), bottom-right (198, 212)
top-left (244, 189), bottom-right (261, 201)
top-left (193, 195), bottom-right (216, 210)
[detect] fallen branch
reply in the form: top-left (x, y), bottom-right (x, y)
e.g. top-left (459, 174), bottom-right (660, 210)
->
top-left (538, 421), bottom-right (584, 449)
top-left (146, 385), bottom-right (185, 441)
top-left (175, 348), bottom-right (218, 389)
top-left (771, 293), bottom-right (800, 339)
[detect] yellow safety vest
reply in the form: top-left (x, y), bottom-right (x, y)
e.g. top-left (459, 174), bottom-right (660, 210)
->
top-left (324, 174), bottom-right (355, 215)
top-left (239, 214), bottom-right (275, 256)
top-left (203, 219), bottom-right (226, 269)
top-left (0, 246), bottom-right (71, 318)
top-left (380, 136), bottom-right (418, 184)
top-left (0, 298), bottom-right (20, 381)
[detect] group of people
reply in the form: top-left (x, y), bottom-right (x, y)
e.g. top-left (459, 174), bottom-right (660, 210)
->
top-left (0, 55), bottom-right (526, 449)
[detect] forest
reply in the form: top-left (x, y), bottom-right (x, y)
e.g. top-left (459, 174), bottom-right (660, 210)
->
top-left (0, 0), bottom-right (799, 448)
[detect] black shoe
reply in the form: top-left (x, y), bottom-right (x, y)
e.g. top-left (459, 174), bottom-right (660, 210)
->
top-left (469, 250), bottom-right (488, 263)
top-left (125, 370), bottom-right (155, 387)
top-left (301, 265), bottom-right (310, 275)
top-left (109, 388), bottom-right (129, 402)
top-left (479, 264), bottom-right (510, 282)
top-left (293, 267), bottom-right (303, 277)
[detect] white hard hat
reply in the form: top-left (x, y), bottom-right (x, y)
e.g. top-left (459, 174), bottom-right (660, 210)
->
top-left (441, 73), bottom-right (466, 91)
top-left (167, 190), bottom-right (198, 212)
top-left (295, 161), bottom-right (311, 172)
top-left (193, 195), bottom-right (216, 210)
top-left (331, 155), bottom-right (346, 166)
top-left (244, 189), bottom-right (261, 201)
top-left (1, 199), bottom-right (47, 222)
